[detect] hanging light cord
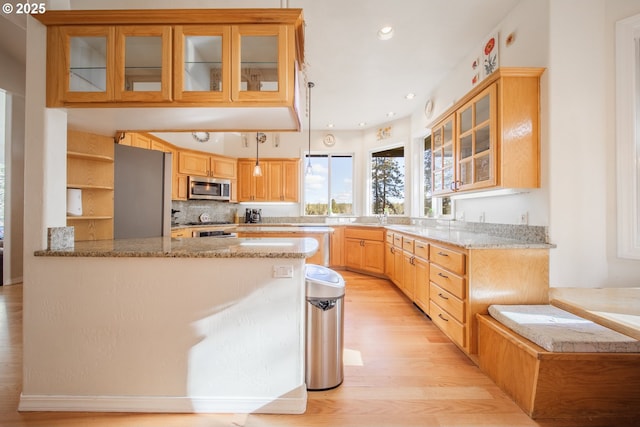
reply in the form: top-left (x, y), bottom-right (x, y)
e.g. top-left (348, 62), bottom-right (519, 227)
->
top-left (306, 82), bottom-right (315, 175)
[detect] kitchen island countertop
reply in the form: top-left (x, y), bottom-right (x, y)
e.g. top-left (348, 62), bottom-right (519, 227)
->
top-left (35, 236), bottom-right (319, 259)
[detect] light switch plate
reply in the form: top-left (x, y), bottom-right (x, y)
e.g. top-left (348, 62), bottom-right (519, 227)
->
top-left (273, 265), bottom-right (294, 278)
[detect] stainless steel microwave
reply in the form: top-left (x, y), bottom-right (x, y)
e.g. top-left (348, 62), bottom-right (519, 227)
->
top-left (188, 176), bottom-right (231, 201)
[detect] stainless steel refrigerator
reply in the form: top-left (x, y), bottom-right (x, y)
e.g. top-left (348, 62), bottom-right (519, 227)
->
top-left (114, 144), bottom-right (171, 239)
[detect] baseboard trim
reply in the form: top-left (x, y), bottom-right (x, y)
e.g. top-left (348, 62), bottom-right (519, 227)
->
top-left (18, 390), bottom-right (308, 414)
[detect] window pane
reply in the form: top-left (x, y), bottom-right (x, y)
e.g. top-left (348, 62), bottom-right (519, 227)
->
top-left (371, 147), bottom-right (404, 215)
top-left (304, 155), bottom-right (328, 215)
top-left (424, 135), bottom-right (432, 216)
top-left (304, 154), bottom-right (354, 216)
top-left (330, 156), bottom-right (353, 215)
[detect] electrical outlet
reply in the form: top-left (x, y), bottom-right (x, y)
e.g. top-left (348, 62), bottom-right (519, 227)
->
top-left (479, 212), bottom-right (485, 223)
top-left (519, 212), bottom-right (529, 225)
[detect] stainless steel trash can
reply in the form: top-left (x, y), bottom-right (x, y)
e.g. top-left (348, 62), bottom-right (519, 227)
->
top-left (305, 264), bottom-right (345, 391)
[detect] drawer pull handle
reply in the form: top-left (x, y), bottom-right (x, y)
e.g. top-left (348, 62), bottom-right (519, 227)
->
top-left (438, 272), bottom-right (449, 279)
top-left (438, 251), bottom-right (449, 257)
top-left (438, 313), bottom-right (449, 322)
top-left (416, 244), bottom-right (425, 249)
top-left (438, 293), bottom-right (448, 300)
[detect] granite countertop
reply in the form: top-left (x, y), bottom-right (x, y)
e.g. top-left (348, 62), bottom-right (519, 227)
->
top-left (35, 236), bottom-right (319, 259)
top-left (384, 225), bottom-right (554, 249)
top-left (235, 225), bottom-right (334, 233)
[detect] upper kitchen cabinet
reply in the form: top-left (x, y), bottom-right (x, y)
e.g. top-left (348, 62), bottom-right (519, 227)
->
top-left (37, 9), bottom-right (305, 130)
top-left (231, 24), bottom-right (293, 103)
top-left (173, 25), bottom-right (231, 103)
top-left (114, 26), bottom-right (172, 102)
top-left (430, 68), bottom-right (544, 195)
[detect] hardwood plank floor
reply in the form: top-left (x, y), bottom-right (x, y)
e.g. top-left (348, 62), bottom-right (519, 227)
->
top-left (1, 272), bottom-right (637, 426)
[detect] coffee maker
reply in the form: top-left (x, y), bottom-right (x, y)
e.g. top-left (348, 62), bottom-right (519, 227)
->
top-left (245, 208), bottom-right (262, 223)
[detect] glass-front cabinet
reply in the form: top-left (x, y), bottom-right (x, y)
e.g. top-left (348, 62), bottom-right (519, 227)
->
top-left (456, 84), bottom-right (497, 191)
top-left (231, 25), bottom-right (293, 102)
top-left (428, 68), bottom-right (543, 196)
top-left (54, 26), bottom-right (115, 103)
top-left (431, 115), bottom-right (456, 195)
top-left (173, 25), bottom-right (230, 102)
top-left (114, 26), bottom-right (172, 102)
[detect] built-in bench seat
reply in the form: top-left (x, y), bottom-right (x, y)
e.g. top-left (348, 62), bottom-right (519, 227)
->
top-left (477, 304), bottom-right (640, 420)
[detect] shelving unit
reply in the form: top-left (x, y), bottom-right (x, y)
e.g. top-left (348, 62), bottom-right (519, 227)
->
top-left (67, 129), bottom-right (115, 241)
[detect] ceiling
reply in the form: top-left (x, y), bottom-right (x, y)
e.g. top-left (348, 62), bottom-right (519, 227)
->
top-left (0, 0), bottom-right (522, 132)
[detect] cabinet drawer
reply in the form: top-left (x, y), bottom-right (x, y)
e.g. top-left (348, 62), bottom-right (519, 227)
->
top-left (430, 282), bottom-right (465, 323)
top-left (345, 227), bottom-right (384, 241)
top-left (402, 236), bottom-right (414, 252)
top-left (430, 264), bottom-right (465, 299)
top-left (385, 231), bottom-right (394, 244)
top-left (430, 300), bottom-right (465, 348)
top-left (414, 240), bottom-right (429, 259)
top-left (430, 244), bottom-right (466, 275)
top-left (393, 234), bottom-right (403, 247)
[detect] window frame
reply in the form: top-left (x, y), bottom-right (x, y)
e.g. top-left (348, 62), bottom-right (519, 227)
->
top-left (302, 152), bottom-right (355, 217)
top-left (616, 13), bottom-right (640, 259)
top-left (368, 143), bottom-right (406, 216)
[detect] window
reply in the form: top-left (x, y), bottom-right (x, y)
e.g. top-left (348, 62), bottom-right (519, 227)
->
top-left (371, 146), bottom-right (404, 215)
top-left (423, 133), bottom-right (452, 218)
top-left (304, 154), bottom-right (354, 216)
top-left (423, 135), bottom-right (433, 216)
top-left (616, 13), bottom-right (640, 259)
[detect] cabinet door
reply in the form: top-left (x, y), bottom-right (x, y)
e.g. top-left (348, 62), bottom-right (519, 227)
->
top-left (431, 115), bottom-right (456, 195)
top-left (393, 246), bottom-right (403, 287)
top-left (51, 26), bottom-right (116, 104)
top-left (282, 160), bottom-right (299, 202)
top-left (173, 25), bottom-right (231, 102)
top-left (363, 240), bottom-right (385, 274)
top-left (267, 161), bottom-right (284, 201)
top-left (414, 257), bottom-right (430, 314)
top-left (211, 155), bottom-right (236, 179)
top-left (237, 160), bottom-right (255, 201)
top-left (132, 133), bottom-right (151, 149)
top-left (344, 238), bottom-right (363, 269)
top-left (402, 252), bottom-right (415, 299)
top-left (114, 26), bottom-right (172, 102)
top-left (385, 244), bottom-right (395, 281)
top-left (456, 84), bottom-right (497, 191)
top-left (179, 152), bottom-right (210, 176)
top-left (231, 24), bottom-right (293, 102)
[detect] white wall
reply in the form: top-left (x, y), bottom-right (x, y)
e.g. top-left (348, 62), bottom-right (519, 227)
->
top-left (0, 33), bottom-right (26, 285)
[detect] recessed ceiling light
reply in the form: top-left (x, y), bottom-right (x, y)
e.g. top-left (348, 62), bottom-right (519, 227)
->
top-left (386, 112), bottom-right (395, 118)
top-left (377, 26), bottom-right (394, 40)
top-left (358, 122), bottom-right (367, 127)
top-left (405, 93), bottom-right (415, 100)
top-left (327, 123), bottom-right (335, 128)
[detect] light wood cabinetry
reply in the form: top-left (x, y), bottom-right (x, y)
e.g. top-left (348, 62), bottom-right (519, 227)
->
top-left (66, 129), bottom-right (114, 241)
top-left (329, 226), bottom-right (345, 268)
top-left (179, 151), bottom-right (237, 179)
top-left (384, 228), bottom-right (548, 356)
top-left (237, 158), bottom-right (298, 202)
top-left (39, 9), bottom-right (304, 121)
top-left (430, 68), bottom-right (544, 195)
top-left (344, 227), bottom-right (385, 275)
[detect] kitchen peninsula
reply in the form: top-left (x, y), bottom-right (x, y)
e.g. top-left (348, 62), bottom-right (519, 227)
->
top-left (25, 236), bottom-right (318, 414)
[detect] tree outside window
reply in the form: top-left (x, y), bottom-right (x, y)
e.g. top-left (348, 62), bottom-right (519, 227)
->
top-left (371, 146), bottom-right (404, 215)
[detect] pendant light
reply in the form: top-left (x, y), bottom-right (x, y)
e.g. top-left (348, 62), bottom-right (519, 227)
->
top-left (306, 81), bottom-right (315, 176)
top-left (253, 132), bottom-right (263, 177)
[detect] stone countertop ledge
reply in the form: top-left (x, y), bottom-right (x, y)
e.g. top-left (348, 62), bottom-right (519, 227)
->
top-left (34, 236), bottom-right (319, 259)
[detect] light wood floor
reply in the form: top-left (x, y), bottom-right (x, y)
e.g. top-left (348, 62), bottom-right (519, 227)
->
top-left (0, 272), bottom-right (635, 426)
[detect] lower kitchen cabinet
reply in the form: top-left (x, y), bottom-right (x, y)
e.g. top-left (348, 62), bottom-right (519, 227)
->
top-left (344, 227), bottom-right (385, 275)
top-left (385, 230), bottom-right (549, 358)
